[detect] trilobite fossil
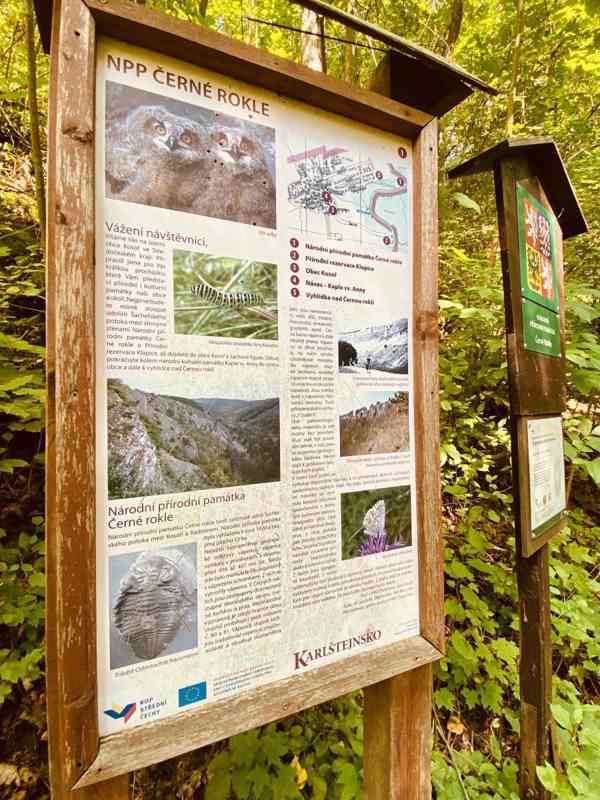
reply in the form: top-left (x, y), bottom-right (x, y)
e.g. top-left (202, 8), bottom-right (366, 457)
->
top-left (114, 549), bottom-right (197, 661)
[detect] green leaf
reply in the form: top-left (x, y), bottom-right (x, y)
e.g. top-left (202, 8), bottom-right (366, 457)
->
top-left (310, 775), bottom-right (328, 800)
top-left (536, 764), bottom-right (557, 792)
top-left (0, 458), bottom-right (28, 473)
top-left (480, 683), bottom-right (503, 711)
top-left (206, 767), bottom-right (231, 800)
top-left (551, 703), bottom-right (574, 731)
top-left (489, 732), bottom-right (501, 762)
top-left (0, 332), bottom-right (44, 356)
top-left (567, 764), bottom-right (590, 794)
top-left (585, 458), bottom-right (600, 485)
top-left (452, 192), bottom-right (481, 213)
top-left (28, 572), bottom-right (45, 588)
top-left (492, 639), bottom-right (518, 665)
top-left (249, 765), bottom-right (270, 798)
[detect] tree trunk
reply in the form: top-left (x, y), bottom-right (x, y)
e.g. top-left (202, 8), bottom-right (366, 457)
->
top-left (343, 0), bottom-right (357, 83)
top-left (443, 0), bottom-right (464, 57)
top-left (198, 0), bottom-right (209, 19)
top-left (300, 8), bottom-right (326, 72)
top-left (25, 0), bottom-right (46, 252)
top-left (507, 0), bottom-right (525, 136)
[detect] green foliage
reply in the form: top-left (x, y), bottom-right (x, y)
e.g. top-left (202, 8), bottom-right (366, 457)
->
top-left (432, 748), bottom-right (519, 799)
top-left (537, 700), bottom-right (600, 797)
top-left (205, 695), bottom-right (363, 799)
top-left (0, 250), bottom-right (45, 700)
top-left (549, 515), bottom-right (600, 689)
top-left (0, 522), bottom-right (45, 702)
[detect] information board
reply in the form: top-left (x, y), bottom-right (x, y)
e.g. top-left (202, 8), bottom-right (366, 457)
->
top-left (521, 297), bottom-right (561, 357)
top-left (526, 416), bottom-right (566, 535)
top-left (516, 182), bottom-right (561, 359)
top-left (516, 183), bottom-right (559, 313)
top-left (95, 38), bottom-right (418, 735)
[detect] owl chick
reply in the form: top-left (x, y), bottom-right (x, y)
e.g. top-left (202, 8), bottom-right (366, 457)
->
top-left (192, 126), bottom-right (276, 229)
top-left (105, 105), bottom-right (210, 210)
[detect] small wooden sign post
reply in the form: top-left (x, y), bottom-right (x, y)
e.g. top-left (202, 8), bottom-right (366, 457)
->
top-left (36, 1), bottom-right (493, 797)
top-left (449, 138), bottom-right (588, 799)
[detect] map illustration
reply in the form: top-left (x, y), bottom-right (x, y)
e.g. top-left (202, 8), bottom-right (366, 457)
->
top-left (286, 142), bottom-right (410, 250)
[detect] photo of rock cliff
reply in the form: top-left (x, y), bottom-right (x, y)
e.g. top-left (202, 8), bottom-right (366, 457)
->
top-left (340, 391), bottom-right (409, 457)
top-left (107, 378), bottom-right (280, 499)
top-left (338, 318), bottom-right (409, 374)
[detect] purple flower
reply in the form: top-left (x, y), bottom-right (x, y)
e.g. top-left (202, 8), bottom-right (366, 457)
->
top-left (359, 533), bottom-right (389, 556)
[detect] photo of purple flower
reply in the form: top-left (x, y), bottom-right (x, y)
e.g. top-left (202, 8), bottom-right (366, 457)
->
top-left (358, 532), bottom-right (389, 556)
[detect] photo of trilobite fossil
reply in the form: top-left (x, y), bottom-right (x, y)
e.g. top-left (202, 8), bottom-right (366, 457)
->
top-left (104, 82), bottom-right (276, 229)
top-left (110, 545), bottom-right (198, 668)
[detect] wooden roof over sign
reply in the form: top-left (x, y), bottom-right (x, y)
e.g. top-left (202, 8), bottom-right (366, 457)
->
top-left (33, 0), bottom-right (52, 53)
top-left (34, 0), bottom-right (497, 117)
top-left (448, 137), bottom-right (588, 239)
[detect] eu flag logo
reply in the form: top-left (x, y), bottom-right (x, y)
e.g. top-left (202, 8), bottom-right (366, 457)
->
top-left (178, 682), bottom-right (207, 707)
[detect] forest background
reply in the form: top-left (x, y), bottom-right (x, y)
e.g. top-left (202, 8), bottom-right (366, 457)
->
top-left (0, 0), bottom-right (598, 797)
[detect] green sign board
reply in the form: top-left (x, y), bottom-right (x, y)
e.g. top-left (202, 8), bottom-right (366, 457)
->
top-left (522, 298), bottom-right (561, 357)
top-left (516, 184), bottom-right (559, 313)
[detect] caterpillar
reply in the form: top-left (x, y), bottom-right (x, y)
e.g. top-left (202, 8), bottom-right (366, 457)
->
top-left (190, 276), bottom-right (265, 307)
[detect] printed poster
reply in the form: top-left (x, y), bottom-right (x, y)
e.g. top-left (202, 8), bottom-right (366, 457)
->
top-left (516, 182), bottom-right (559, 313)
top-left (95, 38), bottom-right (418, 734)
top-left (527, 417), bottom-right (566, 534)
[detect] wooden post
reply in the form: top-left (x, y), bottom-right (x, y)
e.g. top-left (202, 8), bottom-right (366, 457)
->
top-left (494, 157), bottom-right (556, 800)
top-left (45, 0), bottom-right (130, 797)
top-left (450, 139), bottom-right (587, 800)
top-left (364, 666), bottom-right (434, 799)
top-left (363, 58), bottom-right (442, 800)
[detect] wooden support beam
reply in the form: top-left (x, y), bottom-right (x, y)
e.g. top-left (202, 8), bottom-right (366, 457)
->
top-left (362, 65), bottom-right (441, 800)
top-left (45, 0), bottom-right (130, 797)
top-left (516, 545), bottom-right (553, 800)
top-left (494, 157), bottom-right (559, 800)
top-left (364, 665), bottom-right (433, 799)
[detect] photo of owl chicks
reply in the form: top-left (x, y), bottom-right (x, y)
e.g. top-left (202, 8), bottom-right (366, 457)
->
top-left (104, 82), bottom-right (276, 229)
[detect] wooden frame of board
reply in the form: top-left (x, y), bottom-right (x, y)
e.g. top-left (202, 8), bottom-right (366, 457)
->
top-left (46, 0), bottom-right (443, 792)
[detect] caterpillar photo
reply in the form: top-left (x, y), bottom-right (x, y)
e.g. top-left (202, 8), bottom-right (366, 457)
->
top-left (190, 276), bottom-right (265, 307)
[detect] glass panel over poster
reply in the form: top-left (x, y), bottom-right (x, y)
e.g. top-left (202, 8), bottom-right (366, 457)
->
top-left (527, 416), bottom-right (566, 536)
top-left (95, 38), bottom-right (418, 734)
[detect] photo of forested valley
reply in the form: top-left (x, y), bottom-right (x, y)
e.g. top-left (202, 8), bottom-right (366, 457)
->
top-left (107, 378), bottom-right (280, 498)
